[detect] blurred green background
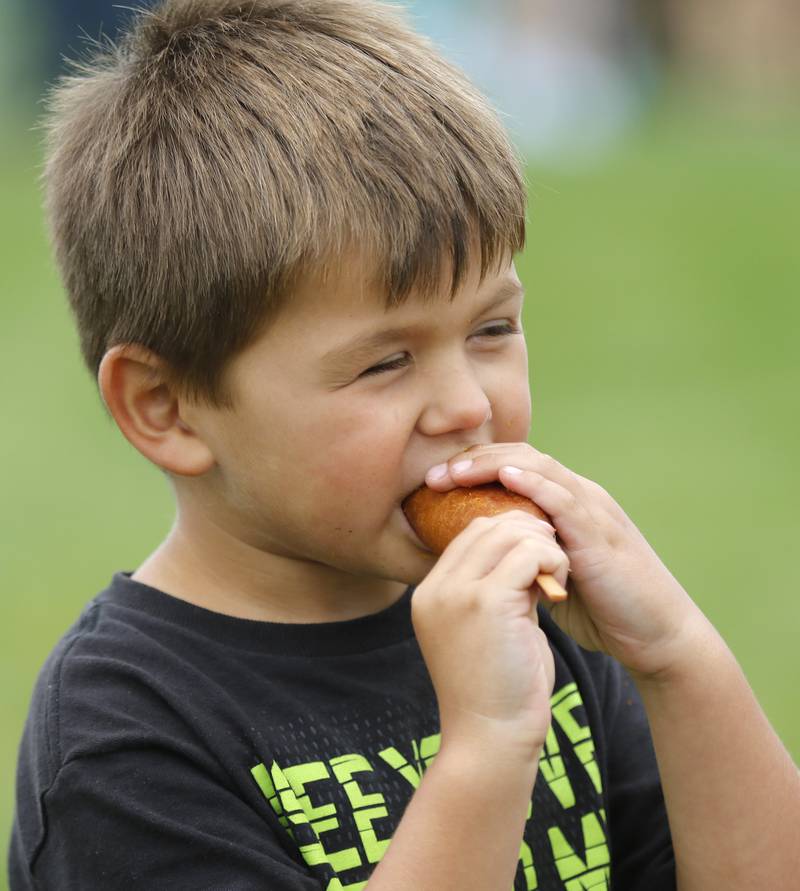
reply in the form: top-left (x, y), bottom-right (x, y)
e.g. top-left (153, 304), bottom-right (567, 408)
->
top-left (2, 0), bottom-right (800, 884)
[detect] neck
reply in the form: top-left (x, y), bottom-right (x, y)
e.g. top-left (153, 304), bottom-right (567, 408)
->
top-left (132, 513), bottom-right (409, 624)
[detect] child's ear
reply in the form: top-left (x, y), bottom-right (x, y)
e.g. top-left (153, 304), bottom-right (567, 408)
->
top-left (98, 344), bottom-right (215, 477)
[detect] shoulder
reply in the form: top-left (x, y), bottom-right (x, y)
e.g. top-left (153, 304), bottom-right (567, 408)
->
top-left (23, 586), bottom-right (202, 773)
top-left (12, 596), bottom-right (137, 874)
top-left (20, 599), bottom-right (105, 776)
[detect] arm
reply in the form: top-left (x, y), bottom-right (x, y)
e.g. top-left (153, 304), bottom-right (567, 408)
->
top-left (422, 445), bottom-right (800, 891)
top-left (634, 614), bottom-right (800, 890)
top-left (365, 508), bottom-right (569, 889)
top-left (367, 738), bottom-right (539, 890)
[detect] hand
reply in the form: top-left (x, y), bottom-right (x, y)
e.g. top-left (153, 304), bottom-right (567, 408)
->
top-left (424, 443), bottom-right (706, 680)
top-left (411, 509), bottom-right (569, 760)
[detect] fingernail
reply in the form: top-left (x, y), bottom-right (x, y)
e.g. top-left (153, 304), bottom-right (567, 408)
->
top-left (426, 463), bottom-right (448, 482)
top-left (451, 459), bottom-right (473, 474)
top-left (501, 465), bottom-right (523, 475)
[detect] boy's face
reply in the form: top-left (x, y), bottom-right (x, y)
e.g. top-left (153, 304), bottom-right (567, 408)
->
top-left (185, 252), bottom-right (531, 589)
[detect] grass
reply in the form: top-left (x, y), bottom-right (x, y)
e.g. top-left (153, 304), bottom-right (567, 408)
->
top-left (2, 92), bottom-right (799, 880)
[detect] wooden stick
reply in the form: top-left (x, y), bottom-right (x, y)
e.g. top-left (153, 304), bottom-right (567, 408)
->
top-left (535, 573), bottom-right (568, 603)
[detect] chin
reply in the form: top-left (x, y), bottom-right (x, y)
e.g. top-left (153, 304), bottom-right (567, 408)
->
top-left (385, 548), bottom-right (437, 587)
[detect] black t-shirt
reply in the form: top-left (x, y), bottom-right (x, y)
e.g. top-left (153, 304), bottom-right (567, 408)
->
top-left (9, 572), bottom-right (675, 890)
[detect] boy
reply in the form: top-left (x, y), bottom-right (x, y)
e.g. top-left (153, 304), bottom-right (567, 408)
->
top-left (10, 1), bottom-right (799, 888)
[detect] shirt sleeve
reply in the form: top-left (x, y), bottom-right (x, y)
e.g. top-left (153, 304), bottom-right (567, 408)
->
top-left (24, 746), bottom-right (322, 891)
top-left (601, 658), bottom-right (676, 890)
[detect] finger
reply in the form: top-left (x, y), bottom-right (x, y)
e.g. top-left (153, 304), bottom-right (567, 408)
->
top-left (532, 623), bottom-right (556, 693)
top-left (426, 510), bottom-right (552, 583)
top-left (496, 466), bottom-right (606, 554)
top-left (437, 446), bottom-right (608, 526)
top-left (458, 515), bottom-right (559, 582)
top-left (531, 541), bottom-right (570, 604)
top-left (571, 472), bottom-right (634, 529)
top-left (486, 535), bottom-right (569, 602)
top-left (434, 513), bottom-right (560, 582)
top-left (424, 443), bottom-right (526, 490)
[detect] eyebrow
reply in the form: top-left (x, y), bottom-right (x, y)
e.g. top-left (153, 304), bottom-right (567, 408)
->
top-left (320, 278), bottom-right (525, 370)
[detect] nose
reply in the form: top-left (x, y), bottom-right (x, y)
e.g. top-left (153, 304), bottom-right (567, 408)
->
top-left (417, 361), bottom-right (493, 437)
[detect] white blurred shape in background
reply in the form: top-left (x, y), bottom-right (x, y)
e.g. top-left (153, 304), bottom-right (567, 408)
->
top-left (407, 0), bottom-right (655, 164)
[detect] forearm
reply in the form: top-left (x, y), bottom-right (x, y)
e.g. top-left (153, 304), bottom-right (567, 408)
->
top-left (635, 615), bottom-right (800, 890)
top-left (366, 738), bottom-right (538, 890)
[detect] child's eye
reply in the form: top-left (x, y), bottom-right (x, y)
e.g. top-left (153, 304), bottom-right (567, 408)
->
top-left (359, 322), bottom-right (520, 378)
top-left (475, 321), bottom-right (521, 339)
top-left (360, 353), bottom-right (411, 377)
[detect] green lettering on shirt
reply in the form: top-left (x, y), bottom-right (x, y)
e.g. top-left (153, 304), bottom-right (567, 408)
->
top-left (551, 684), bottom-right (603, 795)
top-left (378, 732), bottom-right (440, 788)
top-left (515, 800), bottom-right (538, 890)
top-left (329, 753), bottom-right (391, 864)
top-left (548, 810), bottom-right (610, 888)
top-left (539, 724), bottom-right (577, 809)
top-left (252, 759), bottom-right (361, 873)
top-left (251, 685), bottom-right (609, 890)
top-left (325, 879), bottom-right (367, 891)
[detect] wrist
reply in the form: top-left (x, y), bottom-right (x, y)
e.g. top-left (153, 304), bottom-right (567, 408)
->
top-left (438, 722), bottom-right (544, 784)
top-left (629, 608), bottom-right (726, 691)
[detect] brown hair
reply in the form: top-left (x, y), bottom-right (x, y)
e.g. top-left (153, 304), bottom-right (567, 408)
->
top-left (41, 0), bottom-right (527, 408)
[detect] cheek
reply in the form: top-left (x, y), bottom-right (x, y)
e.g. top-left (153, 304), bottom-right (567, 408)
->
top-left (507, 381), bottom-right (532, 438)
top-left (492, 350), bottom-right (532, 439)
top-left (296, 401), bottom-right (406, 508)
